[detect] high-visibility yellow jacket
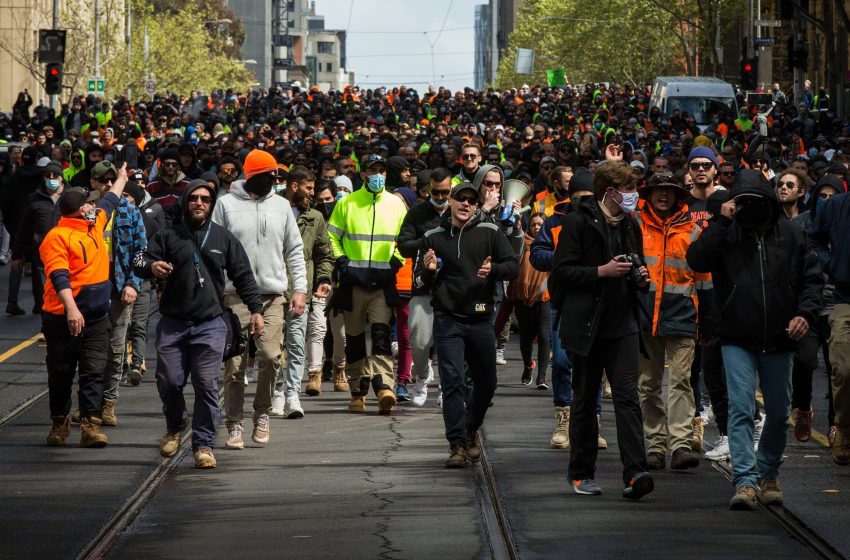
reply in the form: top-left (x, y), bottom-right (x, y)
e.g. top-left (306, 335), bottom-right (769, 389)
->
top-left (327, 187), bottom-right (406, 291)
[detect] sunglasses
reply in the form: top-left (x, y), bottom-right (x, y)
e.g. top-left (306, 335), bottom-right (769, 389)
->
top-left (161, 161), bottom-right (179, 168)
top-left (95, 176), bottom-right (116, 184)
top-left (720, 171), bottom-right (736, 176)
top-left (188, 194), bottom-right (212, 204)
top-left (482, 179), bottom-right (501, 188)
top-left (461, 153), bottom-right (479, 160)
top-left (777, 180), bottom-right (798, 189)
top-left (688, 162), bottom-right (714, 171)
top-left (452, 193), bottom-right (479, 205)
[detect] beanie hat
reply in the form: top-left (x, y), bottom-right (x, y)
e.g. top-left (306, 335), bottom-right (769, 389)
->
top-left (333, 175), bottom-right (353, 193)
top-left (43, 160), bottom-right (63, 177)
top-left (243, 149), bottom-right (278, 179)
top-left (687, 146), bottom-right (719, 169)
top-left (123, 183), bottom-right (145, 205)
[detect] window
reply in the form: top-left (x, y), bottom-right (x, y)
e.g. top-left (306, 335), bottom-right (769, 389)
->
top-left (318, 41), bottom-right (333, 54)
top-left (325, 62), bottom-right (333, 72)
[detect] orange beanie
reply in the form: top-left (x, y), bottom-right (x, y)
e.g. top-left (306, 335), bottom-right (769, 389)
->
top-left (243, 149), bottom-right (278, 179)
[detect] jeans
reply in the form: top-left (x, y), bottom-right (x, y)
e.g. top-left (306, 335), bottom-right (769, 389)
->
top-left (44, 314), bottom-right (111, 418)
top-left (102, 297), bottom-right (134, 400)
top-left (305, 296), bottom-right (328, 372)
top-left (551, 310), bottom-right (602, 412)
top-left (395, 298), bottom-right (412, 384)
top-left (721, 345), bottom-right (793, 489)
top-left (515, 299), bottom-right (551, 382)
top-left (126, 282), bottom-right (154, 370)
top-left (276, 301), bottom-right (308, 397)
top-left (434, 312), bottom-right (497, 446)
top-left (408, 295), bottom-right (434, 382)
top-left (155, 315), bottom-right (227, 451)
top-left (569, 333), bottom-right (647, 485)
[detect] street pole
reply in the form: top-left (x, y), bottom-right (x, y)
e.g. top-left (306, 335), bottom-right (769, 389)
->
top-left (94, 0), bottom-right (101, 96)
top-left (126, 0), bottom-right (131, 98)
top-left (793, 13), bottom-right (802, 106)
top-left (49, 0), bottom-right (59, 109)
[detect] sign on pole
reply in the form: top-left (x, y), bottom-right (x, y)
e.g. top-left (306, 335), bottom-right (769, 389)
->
top-left (755, 19), bottom-right (782, 27)
top-left (143, 79), bottom-right (157, 96)
top-left (754, 37), bottom-right (775, 48)
top-left (515, 48), bottom-right (535, 75)
top-left (87, 78), bottom-right (105, 95)
top-left (38, 30), bottom-right (67, 64)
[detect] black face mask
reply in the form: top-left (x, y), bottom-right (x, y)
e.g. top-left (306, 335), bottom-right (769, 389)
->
top-left (316, 201), bottom-right (335, 220)
top-left (244, 173), bottom-right (274, 197)
top-left (736, 198), bottom-right (772, 231)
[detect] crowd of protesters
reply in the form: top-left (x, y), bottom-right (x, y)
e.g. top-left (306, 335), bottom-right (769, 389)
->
top-left (0, 79), bottom-right (848, 507)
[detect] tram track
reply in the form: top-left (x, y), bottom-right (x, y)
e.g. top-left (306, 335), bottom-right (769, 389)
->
top-left (475, 428), bottom-right (519, 560)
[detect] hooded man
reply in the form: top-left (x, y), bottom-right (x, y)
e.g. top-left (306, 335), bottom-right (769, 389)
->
top-left (687, 169), bottom-right (823, 510)
top-left (146, 148), bottom-right (189, 223)
top-left (385, 155), bottom-right (410, 193)
top-left (212, 150), bottom-right (307, 446)
top-left (69, 143), bottom-right (104, 188)
top-left (134, 180), bottom-right (264, 469)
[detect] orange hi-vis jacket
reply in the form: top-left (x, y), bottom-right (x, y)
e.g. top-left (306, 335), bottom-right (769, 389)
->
top-left (395, 257), bottom-right (413, 298)
top-left (39, 195), bottom-right (116, 321)
top-left (635, 199), bottom-right (712, 338)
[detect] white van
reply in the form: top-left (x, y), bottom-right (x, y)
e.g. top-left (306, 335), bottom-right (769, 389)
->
top-left (650, 77), bottom-right (738, 130)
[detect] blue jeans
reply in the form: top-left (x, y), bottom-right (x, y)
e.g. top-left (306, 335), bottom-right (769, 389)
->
top-left (721, 345), bottom-right (793, 489)
top-left (274, 304), bottom-right (308, 397)
top-left (552, 310), bottom-right (602, 412)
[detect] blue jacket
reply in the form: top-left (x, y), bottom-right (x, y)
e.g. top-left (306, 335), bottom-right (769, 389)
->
top-left (809, 191), bottom-right (850, 303)
top-left (110, 197), bottom-right (147, 295)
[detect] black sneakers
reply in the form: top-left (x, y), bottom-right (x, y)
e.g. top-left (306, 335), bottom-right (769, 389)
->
top-left (623, 472), bottom-right (654, 500)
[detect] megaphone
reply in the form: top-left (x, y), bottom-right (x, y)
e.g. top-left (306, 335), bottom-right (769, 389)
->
top-left (502, 178), bottom-right (531, 209)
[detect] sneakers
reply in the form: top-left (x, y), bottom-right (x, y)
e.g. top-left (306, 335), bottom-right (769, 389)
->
top-left (670, 447), bottom-right (700, 470)
top-left (396, 384), bottom-right (410, 403)
top-left (828, 425), bottom-right (837, 448)
top-left (495, 346), bottom-right (506, 365)
top-left (832, 427), bottom-right (850, 466)
top-left (225, 425), bottom-right (245, 449)
top-left (521, 366), bottom-right (533, 385)
top-left (536, 377), bottom-right (549, 390)
top-left (101, 397), bottom-right (118, 426)
top-left (700, 404), bottom-right (715, 425)
top-left (252, 414), bottom-right (270, 444)
top-left (193, 447), bottom-right (217, 469)
top-left (284, 394), bottom-right (305, 419)
top-left (436, 391), bottom-right (443, 409)
top-left (705, 435), bottom-right (730, 462)
top-left (602, 375), bottom-right (612, 399)
top-left (378, 389), bottom-right (396, 415)
top-left (306, 370), bottom-right (322, 396)
top-left (270, 390), bottom-right (286, 416)
top-left (348, 395), bottom-right (366, 413)
top-left (597, 414), bottom-right (608, 449)
top-left (759, 478), bottom-right (784, 506)
top-left (411, 376), bottom-right (429, 407)
top-left (646, 452), bottom-right (665, 471)
top-left (160, 431), bottom-right (180, 457)
top-left (794, 407), bottom-right (813, 442)
top-left (465, 429), bottom-right (482, 462)
top-left (569, 478), bottom-right (602, 495)
top-left (79, 417), bottom-right (108, 448)
top-left (753, 415), bottom-right (764, 452)
top-left (623, 472), bottom-right (654, 500)
top-left (551, 406), bottom-right (570, 449)
top-left (47, 415), bottom-right (71, 446)
top-left (128, 368), bottom-right (143, 386)
top-left (691, 416), bottom-right (705, 452)
top-left (730, 485), bottom-right (759, 510)
top-left (445, 444), bottom-right (468, 468)
top-left (333, 365), bottom-right (349, 392)
top-left (391, 341), bottom-right (399, 357)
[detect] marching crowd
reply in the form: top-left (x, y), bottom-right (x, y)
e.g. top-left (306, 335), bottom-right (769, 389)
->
top-left (0, 81), bottom-right (849, 509)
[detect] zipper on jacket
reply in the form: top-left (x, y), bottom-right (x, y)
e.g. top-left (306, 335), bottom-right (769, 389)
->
top-left (369, 194), bottom-right (377, 269)
top-left (757, 233), bottom-right (768, 351)
top-left (78, 240), bottom-right (87, 264)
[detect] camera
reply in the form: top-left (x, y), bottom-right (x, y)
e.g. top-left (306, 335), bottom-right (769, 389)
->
top-left (615, 253), bottom-right (645, 284)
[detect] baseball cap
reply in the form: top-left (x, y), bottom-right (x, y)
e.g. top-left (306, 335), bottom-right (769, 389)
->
top-left (362, 153), bottom-right (387, 170)
top-left (59, 187), bottom-right (100, 216)
top-left (92, 161), bottom-right (117, 180)
top-left (451, 180), bottom-right (479, 198)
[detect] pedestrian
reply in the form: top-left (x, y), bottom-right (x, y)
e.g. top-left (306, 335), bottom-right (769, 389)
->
top-left (550, 160), bottom-right (655, 499)
top-left (414, 180), bottom-right (518, 467)
top-left (146, 148), bottom-right (189, 223)
top-left (687, 169), bottom-right (823, 509)
top-left (134, 181), bottom-right (265, 469)
top-left (41, 163), bottom-right (129, 447)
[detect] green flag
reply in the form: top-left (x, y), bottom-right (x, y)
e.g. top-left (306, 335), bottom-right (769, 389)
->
top-left (546, 68), bottom-right (566, 87)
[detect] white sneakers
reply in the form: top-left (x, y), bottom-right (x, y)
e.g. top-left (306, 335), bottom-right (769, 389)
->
top-left (411, 377), bottom-right (429, 407)
top-left (754, 414), bottom-right (764, 452)
top-left (225, 425), bottom-right (245, 449)
top-left (705, 435), bottom-right (730, 461)
top-left (495, 347), bottom-right (506, 365)
top-left (270, 390), bottom-right (285, 416)
top-left (285, 394), bottom-right (305, 419)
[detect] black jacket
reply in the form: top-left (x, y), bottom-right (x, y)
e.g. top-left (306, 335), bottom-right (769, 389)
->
top-left (397, 199), bottom-right (448, 296)
top-left (1, 165), bottom-right (43, 241)
top-left (550, 197), bottom-right (645, 357)
top-left (686, 174), bottom-right (823, 353)
top-left (12, 187), bottom-right (60, 260)
top-left (134, 187), bottom-right (262, 324)
top-left (414, 210), bottom-right (518, 320)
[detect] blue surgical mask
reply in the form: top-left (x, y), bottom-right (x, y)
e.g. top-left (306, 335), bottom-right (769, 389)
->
top-left (45, 178), bottom-right (61, 192)
top-left (366, 174), bottom-right (385, 193)
top-left (619, 191), bottom-right (640, 213)
top-left (816, 197), bottom-right (828, 215)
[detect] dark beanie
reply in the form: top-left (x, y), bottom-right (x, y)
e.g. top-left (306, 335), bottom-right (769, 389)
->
top-left (687, 146), bottom-right (719, 168)
top-left (123, 183), bottom-right (145, 206)
top-left (569, 167), bottom-right (593, 196)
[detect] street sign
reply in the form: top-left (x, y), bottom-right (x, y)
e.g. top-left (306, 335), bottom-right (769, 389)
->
top-left (754, 37), bottom-right (776, 48)
top-left (38, 29), bottom-right (67, 64)
top-left (143, 79), bottom-right (157, 95)
top-left (515, 48), bottom-right (535, 74)
top-left (755, 19), bottom-right (782, 27)
top-left (87, 78), bottom-right (105, 94)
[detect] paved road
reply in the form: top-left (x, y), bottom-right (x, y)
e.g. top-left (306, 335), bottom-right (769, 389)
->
top-left (0, 262), bottom-right (848, 559)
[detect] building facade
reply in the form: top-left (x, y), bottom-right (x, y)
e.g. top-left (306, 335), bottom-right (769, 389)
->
top-left (0, 0), bottom-right (56, 111)
top-left (473, 0), bottom-right (523, 89)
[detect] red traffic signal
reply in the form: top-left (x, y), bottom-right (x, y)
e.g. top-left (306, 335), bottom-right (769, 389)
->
top-left (743, 63), bottom-right (752, 72)
top-left (49, 67), bottom-right (59, 76)
top-left (45, 63), bottom-right (63, 95)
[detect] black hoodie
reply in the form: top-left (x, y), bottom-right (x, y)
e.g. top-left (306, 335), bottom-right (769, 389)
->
top-left (134, 186), bottom-right (262, 324)
top-left (686, 170), bottom-right (824, 353)
top-left (69, 144), bottom-right (103, 188)
top-left (385, 156), bottom-right (409, 193)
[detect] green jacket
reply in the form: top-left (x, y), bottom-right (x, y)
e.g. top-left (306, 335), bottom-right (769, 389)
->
top-left (287, 207), bottom-right (334, 303)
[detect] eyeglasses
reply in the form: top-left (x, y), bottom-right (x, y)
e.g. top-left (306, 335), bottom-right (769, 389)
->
top-left (482, 179), bottom-right (501, 188)
top-left (777, 180), bottom-right (798, 189)
top-left (188, 194), bottom-right (212, 204)
top-left (461, 153), bottom-right (479, 160)
top-left (161, 161), bottom-right (179, 168)
top-left (452, 193), bottom-right (479, 205)
top-left (688, 162), bottom-right (714, 171)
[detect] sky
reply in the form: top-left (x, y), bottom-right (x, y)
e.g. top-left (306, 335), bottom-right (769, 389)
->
top-left (312, 0), bottom-right (481, 91)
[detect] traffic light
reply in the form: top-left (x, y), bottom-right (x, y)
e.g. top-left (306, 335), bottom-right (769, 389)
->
top-left (45, 63), bottom-right (62, 95)
top-left (740, 58), bottom-right (758, 90)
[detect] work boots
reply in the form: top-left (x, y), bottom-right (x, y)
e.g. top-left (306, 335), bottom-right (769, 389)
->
top-left (101, 398), bottom-right (118, 426)
top-left (551, 406), bottom-right (570, 449)
top-left (333, 365), bottom-right (349, 392)
top-left (305, 370), bottom-right (322, 396)
top-left (378, 389), bottom-right (396, 415)
top-left (80, 417), bottom-right (108, 448)
top-left (348, 395), bottom-right (366, 413)
top-left (46, 415), bottom-right (71, 446)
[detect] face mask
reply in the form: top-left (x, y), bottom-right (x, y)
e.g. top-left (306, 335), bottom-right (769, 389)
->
top-left (429, 197), bottom-right (448, 210)
top-left (815, 197), bottom-right (828, 216)
top-left (616, 191), bottom-right (639, 213)
top-left (365, 173), bottom-right (385, 193)
top-left (571, 195), bottom-right (585, 208)
top-left (83, 208), bottom-right (97, 223)
top-left (335, 191), bottom-right (349, 201)
top-left (244, 173), bottom-right (274, 197)
top-left (45, 178), bottom-right (61, 192)
top-left (736, 198), bottom-right (771, 231)
top-left (503, 169), bottom-right (513, 179)
top-left (316, 201), bottom-right (335, 220)
top-left (273, 182), bottom-right (286, 194)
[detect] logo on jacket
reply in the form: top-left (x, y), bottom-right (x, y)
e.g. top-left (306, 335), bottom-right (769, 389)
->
top-left (475, 303), bottom-right (486, 313)
top-left (210, 249), bottom-right (223, 254)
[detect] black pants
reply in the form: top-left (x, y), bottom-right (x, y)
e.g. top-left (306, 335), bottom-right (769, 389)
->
top-left (701, 343), bottom-right (729, 435)
top-left (792, 315), bottom-right (833, 422)
top-left (514, 299), bottom-right (551, 382)
top-left (569, 333), bottom-right (647, 485)
top-left (43, 314), bottom-right (111, 418)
